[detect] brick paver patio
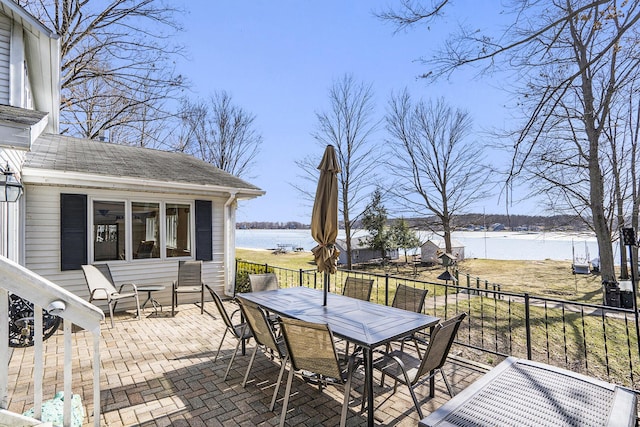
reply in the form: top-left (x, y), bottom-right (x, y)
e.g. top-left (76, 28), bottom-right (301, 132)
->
top-left (7, 300), bottom-right (486, 426)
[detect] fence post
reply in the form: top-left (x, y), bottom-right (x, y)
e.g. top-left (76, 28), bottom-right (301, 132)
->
top-left (299, 269), bottom-right (303, 287)
top-left (264, 263), bottom-right (268, 273)
top-left (525, 293), bottom-right (532, 360)
top-left (385, 274), bottom-right (389, 306)
top-left (454, 269), bottom-right (459, 293)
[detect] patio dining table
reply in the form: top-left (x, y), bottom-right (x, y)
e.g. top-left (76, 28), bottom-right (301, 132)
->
top-left (238, 286), bottom-right (440, 426)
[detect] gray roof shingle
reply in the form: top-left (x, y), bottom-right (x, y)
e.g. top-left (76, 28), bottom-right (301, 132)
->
top-left (24, 133), bottom-right (263, 192)
top-left (0, 104), bottom-right (48, 126)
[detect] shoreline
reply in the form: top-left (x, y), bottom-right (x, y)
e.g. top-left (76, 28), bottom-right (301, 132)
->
top-left (236, 229), bottom-right (602, 262)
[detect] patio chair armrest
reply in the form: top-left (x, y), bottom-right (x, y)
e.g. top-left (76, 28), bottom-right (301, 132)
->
top-left (90, 288), bottom-right (111, 301)
top-left (118, 283), bottom-right (138, 293)
top-left (373, 350), bottom-right (410, 382)
top-left (229, 308), bottom-right (241, 321)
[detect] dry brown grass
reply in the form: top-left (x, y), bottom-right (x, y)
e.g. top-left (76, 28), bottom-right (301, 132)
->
top-left (236, 248), bottom-right (607, 303)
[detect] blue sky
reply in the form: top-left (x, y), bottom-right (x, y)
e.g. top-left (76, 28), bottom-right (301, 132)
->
top-left (176, 1), bottom-right (537, 223)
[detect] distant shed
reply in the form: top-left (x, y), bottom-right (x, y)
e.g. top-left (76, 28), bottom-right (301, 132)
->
top-left (335, 236), bottom-right (399, 265)
top-left (420, 239), bottom-right (465, 264)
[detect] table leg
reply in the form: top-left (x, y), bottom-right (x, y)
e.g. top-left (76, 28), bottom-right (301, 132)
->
top-left (365, 347), bottom-right (374, 427)
top-left (141, 291), bottom-right (152, 311)
top-left (140, 291), bottom-right (162, 314)
top-left (429, 325), bottom-right (435, 397)
top-left (150, 297), bottom-right (161, 312)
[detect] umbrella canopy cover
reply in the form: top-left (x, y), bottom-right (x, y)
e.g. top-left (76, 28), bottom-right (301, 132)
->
top-left (311, 145), bottom-right (341, 274)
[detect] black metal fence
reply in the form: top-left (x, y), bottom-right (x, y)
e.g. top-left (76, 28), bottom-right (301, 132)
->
top-left (236, 260), bottom-right (640, 390)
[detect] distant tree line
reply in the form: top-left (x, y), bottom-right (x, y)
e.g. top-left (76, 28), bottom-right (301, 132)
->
top-left (237, 214), bottom-right (588, 231)
top-left (398, 214), bottom-right (590, 232)
top-left (237, 222), bottom-right (309, 230)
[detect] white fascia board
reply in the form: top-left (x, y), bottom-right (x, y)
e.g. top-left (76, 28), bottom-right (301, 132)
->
top-left (21, 168), bottom-right (266, 199)
top-left (0, 0), bottom-right (58, 39)
top-left (0, 114), bottom-right (49, 149)
top-left (29, 114), bottom-right (48, 143)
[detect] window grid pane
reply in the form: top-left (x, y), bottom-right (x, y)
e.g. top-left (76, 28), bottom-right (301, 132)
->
top-left (93, 201), bottom-right (125, 261)
top-left (166, 203), bottom-right (191, 258)
top-left (132, 202), bottom-right (160, 259)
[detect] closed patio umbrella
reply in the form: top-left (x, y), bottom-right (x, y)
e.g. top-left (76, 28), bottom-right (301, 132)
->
top-left (311, 145), bottom-right (341, 306)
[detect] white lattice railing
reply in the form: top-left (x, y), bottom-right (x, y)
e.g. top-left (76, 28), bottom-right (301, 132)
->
top-left (0, 256), bottom-right (104, 427)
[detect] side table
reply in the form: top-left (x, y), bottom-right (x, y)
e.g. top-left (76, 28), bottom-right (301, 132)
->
top-left (419, 356), bottom-right (637, 427)
top-left (137, 285), bottom-right (166, 314)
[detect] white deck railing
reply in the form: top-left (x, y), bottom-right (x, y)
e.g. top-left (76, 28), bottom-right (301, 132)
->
top-left (0, 256), bottom-right (104, 427)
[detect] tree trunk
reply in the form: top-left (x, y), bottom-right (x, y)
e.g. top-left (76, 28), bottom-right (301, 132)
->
top-left (614, 157), bottom-right (628, 279)
top-left (343, 200), bottom-right (353, 270)
top-left (442, 216), bottom-right (452, 255)
top-left (587, 120), bottom-right (615, 283)
top-left (574, 20), bottom-right (615, 284)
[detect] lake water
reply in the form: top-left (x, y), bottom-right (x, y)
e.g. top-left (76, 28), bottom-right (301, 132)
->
top-left (235, 229), bottom-right (607, 262)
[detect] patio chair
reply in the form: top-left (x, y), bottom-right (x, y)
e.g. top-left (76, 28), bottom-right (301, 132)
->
top-left (235, 297), bottom-right (288, 406)
top-left (391, 284), bottom-right (429, 357)
top-left (343, 276), bottom-right (373, 301)
top-left (248, 273), bottom-right (280, 324)
top-left (248, 273), bottom-right (279, 292)
top-left (276, 317), bottom-right (360, 427)
top-left (135, 240), bottom-right (155, 259)
top-left (341, 276), bottom-right (374, 355)
top-left (372, 312), bottom-right (467, 419)
top-left (172, 260), bottom-right (205, 316)
top-left (82, 264), bottom-right (140, 328)
top-left (206, 286), bottom-right (253, 379)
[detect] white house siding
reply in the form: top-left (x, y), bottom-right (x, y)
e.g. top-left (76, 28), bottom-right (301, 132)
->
top-left (0, 147), bottom-right (27, 262)
top-left (211, 200), bottom-right (227, 292)
top-left (24, 185), bottom-right (230, 314)
top-left (0, 13), bottom-right (10, 104)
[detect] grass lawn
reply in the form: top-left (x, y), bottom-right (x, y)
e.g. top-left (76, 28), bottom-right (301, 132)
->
top-left (236, 248), bottom-right (606, 303)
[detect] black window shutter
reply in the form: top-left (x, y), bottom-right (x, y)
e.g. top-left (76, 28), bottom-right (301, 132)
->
top-left (195, 200), bottom-right (213, 261)
top-left (60, 193), bottom-right (87, 271)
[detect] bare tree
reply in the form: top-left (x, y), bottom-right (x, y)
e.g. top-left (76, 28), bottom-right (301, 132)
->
top-left (18, 0), bottom-right (187, 146)
top-left (296, 74), bottom-right (379, 269)
top-left (178, 92), bottom-right (262, 179)
top-left (386, 91), bottom-right (491, 253)
top-left (379, 0), bottom-right (640, 284)
top-left (603, 80), bottom-right (640, 278)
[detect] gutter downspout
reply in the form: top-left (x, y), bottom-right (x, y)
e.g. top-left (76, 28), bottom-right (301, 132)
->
top-left (224, 192), bottom-right (237, 295)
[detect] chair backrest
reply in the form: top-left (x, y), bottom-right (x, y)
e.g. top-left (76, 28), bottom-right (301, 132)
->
top-left (236, 297), bottom-right (283, 356)
top-left (392, 284), bottom-right (428, 313)
top-left (177, 260), bottom-right (202, 287)
top-left (279, 317), bottom-right (343, 381)
top-left (343, 276), bottom-right (373, 301)
top-left (206, 285), bottom-right (235, 329)
top-left (248, 273), bottom-right (279, 292)
top-left (82, 264), bottom-right (118, 295)
top-left (415, 312), bottom-right (467, 383)
top-left (136, 240), bottom-right (155, 258)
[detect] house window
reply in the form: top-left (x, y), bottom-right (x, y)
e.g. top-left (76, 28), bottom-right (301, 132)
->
top-left (93, 201), bottom-right (125, 261)
top-left (132, 202), bottom-right (160, 259)
top-left (63, 194), bottom-right (209, 268)
top-left (166, 203), bottom-right (191, 257)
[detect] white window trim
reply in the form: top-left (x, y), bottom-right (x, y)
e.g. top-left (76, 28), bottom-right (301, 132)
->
top-left (88, 198), bottom-right (195, 263)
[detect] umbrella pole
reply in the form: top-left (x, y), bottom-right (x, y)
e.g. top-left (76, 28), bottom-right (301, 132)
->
top-left (324, 272), bottom-right (329, 306)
